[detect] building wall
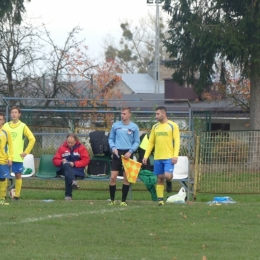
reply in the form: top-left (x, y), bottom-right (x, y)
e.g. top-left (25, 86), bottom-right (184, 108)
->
top-left (211, 118), bottom-right (250, 131)
top-left (148, 63), bottom-right (175, 81)
top-left (164, 79), bottom-right (198, 100)
top-left (113, 81), bottom-right (134, 94)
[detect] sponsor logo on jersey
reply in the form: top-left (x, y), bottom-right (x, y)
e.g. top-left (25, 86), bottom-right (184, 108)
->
top-left (156, 132), bottom-right (168, 136)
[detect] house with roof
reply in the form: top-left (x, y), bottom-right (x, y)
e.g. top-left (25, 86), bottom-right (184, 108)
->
top-left (111, 70), bottom-right (249, 131)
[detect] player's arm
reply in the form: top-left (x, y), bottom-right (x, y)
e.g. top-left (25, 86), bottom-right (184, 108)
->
top-left (129, 126), bottom-right (140, 154)
top-left (143, 127), bottom-right (155, 159)
top-left (108, 124), bottom-right (116, 152)
top-left (173, 122), bottom-right (180, 158)
top-left (23, 125), bottom-right (36, 154)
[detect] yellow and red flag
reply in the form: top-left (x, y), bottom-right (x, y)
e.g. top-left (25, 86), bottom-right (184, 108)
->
top-left (121, 156), bottom-right (142, 183)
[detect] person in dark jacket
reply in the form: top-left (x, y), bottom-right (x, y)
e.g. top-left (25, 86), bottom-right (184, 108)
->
top-left (53, 133), bottom-right (90, 200)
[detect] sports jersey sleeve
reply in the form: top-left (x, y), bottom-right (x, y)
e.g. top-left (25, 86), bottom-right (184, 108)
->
top-left (129, 124), bottom-right (140, 153)
top-left (172, 122), bottom-right (180, 157)
top-left (23, 125), bottom-right (36, 154)
top-left (108, 124), bottom-right (116, 151)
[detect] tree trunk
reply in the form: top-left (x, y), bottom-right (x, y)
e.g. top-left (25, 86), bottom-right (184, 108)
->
top-left (248, 62), bottom-right (260, 169)
top-left (250, 71), bottom-right (260, 130)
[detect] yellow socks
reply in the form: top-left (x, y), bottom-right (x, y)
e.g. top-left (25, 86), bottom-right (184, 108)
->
top-left (0, 179), bottom-right (6, 199)
top-left (156, 184), bottom-right (164, 205)
top-left (15, 178), bottom-right (22, 198)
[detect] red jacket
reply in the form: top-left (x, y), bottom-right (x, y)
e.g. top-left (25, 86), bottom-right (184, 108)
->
top-left (53, 140), bottom-right (90, 177)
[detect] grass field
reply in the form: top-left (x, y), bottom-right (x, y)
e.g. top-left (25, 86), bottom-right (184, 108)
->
top-left (1, 190), bottom-right (260, 260)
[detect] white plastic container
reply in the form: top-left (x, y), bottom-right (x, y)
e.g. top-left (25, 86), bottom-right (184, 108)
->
top-left (10, 154), bottom-right (35, 177)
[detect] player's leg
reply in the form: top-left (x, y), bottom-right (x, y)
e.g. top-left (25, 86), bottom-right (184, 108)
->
top-left (120, 151), bottom-right (133, 206)
top-left (0, 164), bottom-right (10, 205)
top-left (120, 171), bottom-right (130, 206)
top-left (12, 162), bottom-right (23, 200)
top-left (109, 153), bottom-right (121, 205)
top-left (164, 159), bottom-right (175, 193)
top-left (0, 178), bottom-right (8, 204)
top-left (154, 160), bottom-right (165, 206)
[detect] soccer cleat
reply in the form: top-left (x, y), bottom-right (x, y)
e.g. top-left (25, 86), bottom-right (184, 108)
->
top-left (0, 199), bottom-right (9, 205)
top-left (108, 200), bottom-right (116, 205)
top-left (71, 180), bottom-right (79, 189)
top-left (120, 202), bottom-right (128, 206)
top-left (13, 197), bottom-right (19, 201)
top-left (65, 196), bottom-right (72, 201)
top-left (159, 201), bottom-right (164, 206)
top-left (166, 180), bottom-right (172, 193)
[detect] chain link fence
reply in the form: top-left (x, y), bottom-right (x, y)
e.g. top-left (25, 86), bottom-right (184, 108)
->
top-left (198, 131), bottom-right (260, 193)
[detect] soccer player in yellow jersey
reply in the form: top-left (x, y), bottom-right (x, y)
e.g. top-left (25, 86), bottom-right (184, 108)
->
top-left (0, 112), bottom-right (14, 205)
top-left (4, 106), bottom-right (36, 200)
top-left (142, 106), bottom-right (180, 206)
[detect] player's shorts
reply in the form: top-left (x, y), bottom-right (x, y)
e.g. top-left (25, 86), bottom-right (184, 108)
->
top-left (12, 162), bottom-right (23, 174)
top-left (0, 164), bottom-right (10, 179)
top-left (111, 149), bottom-right (134, 172)
top-left (153, 159), bottom-right (174, 175)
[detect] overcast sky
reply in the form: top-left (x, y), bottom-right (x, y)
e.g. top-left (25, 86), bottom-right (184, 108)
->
top-left (25, 0), bottom-right (158, 58)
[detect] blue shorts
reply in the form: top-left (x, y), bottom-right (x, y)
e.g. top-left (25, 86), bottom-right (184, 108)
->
top-left (12, 162), bottom-right (23, 174)
top-left (0, 164), bottom-right (10, 178)
top-left (153, 159), bottom-right (174, 175)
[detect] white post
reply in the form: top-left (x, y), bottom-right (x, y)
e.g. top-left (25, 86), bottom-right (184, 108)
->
top-left (147, 0), bottom-right (161, 93)
top-left (155, 0), bottom-right (160, 93)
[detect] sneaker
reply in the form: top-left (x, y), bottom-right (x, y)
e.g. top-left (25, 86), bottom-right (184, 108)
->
top-left (0, 199), bottom-right (9, 205)
top-left (108, 200), bottom-right (116, 205)
top-left (166, 180), bottom-right (172, 193)
top-left (120, 202), bottom-right (128, 207)
top-left (159, 201), bottom-right (164, 206)
top-left (65, 196), bottom-right (72, 201)
top-left (71, 180), bottom-right (79, 189)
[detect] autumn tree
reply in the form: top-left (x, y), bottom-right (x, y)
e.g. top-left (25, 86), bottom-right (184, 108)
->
top-left (21, 25), bottom-right (122, 128)
top-left (202, 62), bottom-right (250, 112)
top-left (162, 0), bottom-right (260, 130)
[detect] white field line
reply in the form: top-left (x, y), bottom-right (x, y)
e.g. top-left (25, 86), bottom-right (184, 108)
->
top-left (1, 206), bottom-right (140, 226)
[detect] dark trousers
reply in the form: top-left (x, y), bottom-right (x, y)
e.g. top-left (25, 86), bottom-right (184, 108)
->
top-left (60, 163), bottom-right (76, 197)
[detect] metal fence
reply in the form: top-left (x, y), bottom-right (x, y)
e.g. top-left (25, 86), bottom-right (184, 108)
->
top-left (3, 97), bottom-right (210, 195)
top-left (21, 126), bottom-right (194, 191)
top-left (198, 131), bottom-right (260, 193)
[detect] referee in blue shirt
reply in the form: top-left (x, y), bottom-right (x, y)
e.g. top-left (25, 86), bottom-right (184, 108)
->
top-left (108, 107), bottom-right (140, 206)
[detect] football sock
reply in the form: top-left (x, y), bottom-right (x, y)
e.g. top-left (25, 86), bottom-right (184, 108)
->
top-left (109, 185), bottom-right (116, 201)
top-left (156, 184), bottom-right (164, 202)
top-left (122, 184), bottom-right (130, 202)
top-left (15, 178), bottom-right (22, 198)
top-left (5, 178), bottom-right (8, 191)
top-left (0, 178), bottom-right (6, 199)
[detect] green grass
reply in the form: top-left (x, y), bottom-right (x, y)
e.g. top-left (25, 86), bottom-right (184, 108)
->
top-left (1, 191), bottom-right (260, 260)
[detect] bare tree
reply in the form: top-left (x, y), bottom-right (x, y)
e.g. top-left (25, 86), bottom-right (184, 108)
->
top-left (0, 15), bottom-right (43, 101)
top-left (103, 13), bottom-right (169, 73)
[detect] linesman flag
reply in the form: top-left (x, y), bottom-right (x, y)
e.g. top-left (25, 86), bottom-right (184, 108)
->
top-left (121, 156), bottom-right (142, 183)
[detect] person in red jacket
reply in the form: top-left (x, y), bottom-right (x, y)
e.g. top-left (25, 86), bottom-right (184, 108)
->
top-left (53, 133), bottom-right (90, 200)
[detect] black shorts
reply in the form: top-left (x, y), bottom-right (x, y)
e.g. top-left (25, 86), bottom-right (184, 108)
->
top-left (111, 149), bottom-right (134, 172)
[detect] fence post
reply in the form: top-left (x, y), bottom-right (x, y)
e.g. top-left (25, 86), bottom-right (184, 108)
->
top-left (194, 135), bottom-right (200, 200)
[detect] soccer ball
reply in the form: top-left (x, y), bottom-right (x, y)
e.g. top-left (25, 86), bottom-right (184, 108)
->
top-left (9, 189), bottom-right (16, 199)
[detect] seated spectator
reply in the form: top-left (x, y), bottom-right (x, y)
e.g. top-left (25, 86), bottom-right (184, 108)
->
top-left (53, 133), bottom-right (90, 200)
